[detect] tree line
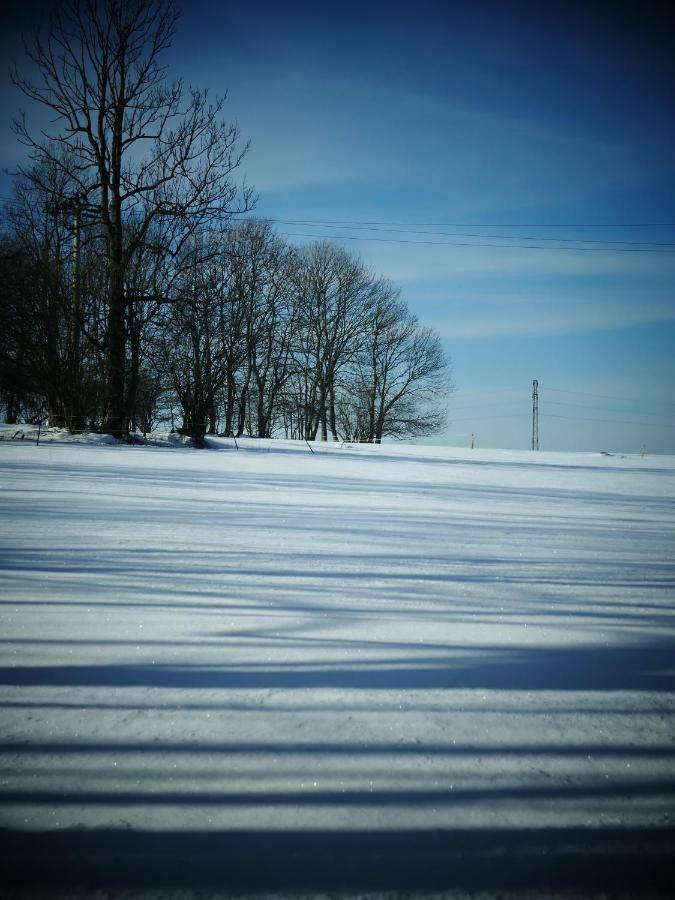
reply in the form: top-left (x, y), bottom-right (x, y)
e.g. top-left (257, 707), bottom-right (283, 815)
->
top-left (0, 0), bottom-right (450, 444)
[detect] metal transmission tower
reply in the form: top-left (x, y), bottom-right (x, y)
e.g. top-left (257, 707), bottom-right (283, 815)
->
top-left (532, 379), bottom-right (539, 450)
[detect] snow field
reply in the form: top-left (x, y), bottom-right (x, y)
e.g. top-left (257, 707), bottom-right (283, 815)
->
top-left (0, 435), bottom-right (674, 894)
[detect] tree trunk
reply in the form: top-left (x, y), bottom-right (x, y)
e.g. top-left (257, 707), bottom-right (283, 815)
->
top-left (103, 255), bottom-right (127, 437)
top-left (47, 394), bottom-right (62, 429)
top-left (5, 397), bottom-right (18, 425)
top-left (256, 388), bottom-right (269, 438)
top-left (375, 407), bottom-right (386, 444)
top-left (236, 372), bottom-right (251, 437)
top-left (320, 398), bottom-right (328, 441)
top-left (45, 280), bottom-right (63, 428)
top-left (224, 371), bottom-right (236, 436)
top-left (125, 311), bottom-right (141, 435)
top-left (329, 387), bottom-right (339, 441)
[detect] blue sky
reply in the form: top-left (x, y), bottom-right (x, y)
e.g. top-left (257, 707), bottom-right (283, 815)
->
top-left (2, 0), bottom-right (674, 450)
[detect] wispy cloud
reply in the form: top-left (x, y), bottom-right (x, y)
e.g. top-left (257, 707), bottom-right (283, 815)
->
top-left (429, 296), bottom-right (675, 341)
top-left (367, 240), bottom-right (675, 282)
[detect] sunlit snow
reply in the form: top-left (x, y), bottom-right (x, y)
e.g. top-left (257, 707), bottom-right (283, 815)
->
top-left (1, 430), bottom-right (674, 895)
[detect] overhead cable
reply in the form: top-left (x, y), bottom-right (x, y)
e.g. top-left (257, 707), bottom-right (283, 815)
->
top-left (276, 230), bottom-right (675, 254)
top-left (258, 217), bottom-right (675, 248)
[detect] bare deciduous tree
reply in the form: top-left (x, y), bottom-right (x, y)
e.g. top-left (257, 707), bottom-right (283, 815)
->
top-left (350, 289), bottom-right (450, 442)
top-left (12, 0), bottom-right (252, 435)
top-left (1, 165), bottom-right (110, 429)
top-left (292, 242), bottom-right (375, 441)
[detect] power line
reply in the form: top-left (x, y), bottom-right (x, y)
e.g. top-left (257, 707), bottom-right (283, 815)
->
top-left (233, 213), bottom-right (675, 229)
top-left (450, 401), bottom-right (526, 412)
top-left (4, 196), bottom-right (675, 252)
top-left (545, 413), bottom-right (675, 429)
top-left (449, 411), bottom-right (674, 430)
top-left (450, 398), bottom-right (669, 418)
top-left (450, 414), bottom-right (530, 422)
top-left (544, 386), bottom-right (641, 401)
top-left (250, 218), bottom-right (675, 248)
top-left (449, 398), bottom-right (672, 418)
top-left (546, 400), bottom-right (667, 417)
top-left (449, 384), bottom-right (675, 440)
top-left (457, 388), bottom-right (525, 395)
top-left (276, 230), bottom-right (675, 254)
top-left (4, 194), bottom-right (675, 233)
top-left (544, 386), bottom-right (675, 409)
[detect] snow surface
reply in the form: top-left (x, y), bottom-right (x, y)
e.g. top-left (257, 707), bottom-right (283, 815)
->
top-left (1, 431), bottom-right (674, 897)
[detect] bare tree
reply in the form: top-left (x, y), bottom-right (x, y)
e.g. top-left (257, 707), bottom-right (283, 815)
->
top-left (12, 0), bottom-right (252, 436)
top-left (292, 242), bottom-right (375, 441)
top-left (0, 236), bottom-right (42, 423)
top-left (351, 289), bottom-right (451, 442)
top-left (223, 222), bottom-right (297, 438)
top-left (152, 240), bottom-right (229, 443)
top-left (0, 164), bottom-right (111, 429)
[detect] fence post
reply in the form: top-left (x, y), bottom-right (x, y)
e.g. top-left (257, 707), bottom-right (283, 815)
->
top-left (36, 419), bottom-right (42, 447)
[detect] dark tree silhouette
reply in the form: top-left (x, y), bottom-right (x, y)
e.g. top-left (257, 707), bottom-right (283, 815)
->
top-left (12, 0), bottom-right (252, 436)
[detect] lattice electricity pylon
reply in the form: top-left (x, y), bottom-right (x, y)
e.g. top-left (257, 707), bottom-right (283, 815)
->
top-left (532, 379), bottom-right (539, 451)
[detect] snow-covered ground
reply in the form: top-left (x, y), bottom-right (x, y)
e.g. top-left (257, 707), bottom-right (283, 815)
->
top-left (1, 430), bottom-right (674, 897)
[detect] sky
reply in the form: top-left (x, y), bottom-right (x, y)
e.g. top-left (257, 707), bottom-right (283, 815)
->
top-left (1, 0), bottom-right (674, 451)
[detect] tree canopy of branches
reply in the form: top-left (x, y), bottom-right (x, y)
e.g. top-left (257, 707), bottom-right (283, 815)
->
top-left (2, 205), bottom-right (452, 443)
top-left (11, 0), bottom-right (252, 436)
top-left (3, 1), bottom-right (452, 444)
